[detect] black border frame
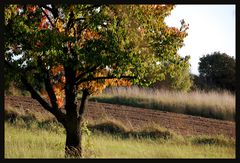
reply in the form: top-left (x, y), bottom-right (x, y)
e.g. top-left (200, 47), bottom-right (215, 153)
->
top-left (0, 0), bottom-right (239, 160)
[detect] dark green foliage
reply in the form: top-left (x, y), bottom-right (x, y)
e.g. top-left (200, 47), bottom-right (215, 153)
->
top-left (198, 52), bottom-right (235, 92)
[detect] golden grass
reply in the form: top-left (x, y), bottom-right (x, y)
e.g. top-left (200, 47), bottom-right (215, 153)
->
top-left (90, 86), bottom-right (235, 121)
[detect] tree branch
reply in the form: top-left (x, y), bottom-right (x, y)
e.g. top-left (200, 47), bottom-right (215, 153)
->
top-left (66, 11), bottom-right (74, 32)
top-left (5, 60), bottom-right (66, 126)
top-left (75, 65), bottom-right (99, 84)
top-left (40, 7), bottom-right (55, 28)
top-left (40, 5), bottom-right (59, 19)
top-left (76, 22), bottom-right (89, 40)
top-left (76, 75), bottom-right (136, 85)
top-left (78, 89), bottom-right (89, 119)
top-left (37, 57), bottom-right (59, 110)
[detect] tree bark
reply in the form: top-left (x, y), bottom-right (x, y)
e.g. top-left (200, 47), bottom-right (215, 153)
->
top-left (64, 89), bottom-right (89, 158)
top-left (65, 116), bottom-right (82, 158)
top-left (79, 89), bottom-right (89, 116)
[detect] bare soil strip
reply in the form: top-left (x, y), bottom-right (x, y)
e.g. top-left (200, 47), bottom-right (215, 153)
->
top-left (5, 96), bottom-right (235, 138)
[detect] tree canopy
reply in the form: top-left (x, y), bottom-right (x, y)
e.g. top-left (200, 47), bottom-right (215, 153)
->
top-left (198, 52), bottom-right (235, 92)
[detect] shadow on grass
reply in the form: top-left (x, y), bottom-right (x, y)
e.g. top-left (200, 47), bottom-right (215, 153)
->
top-left (88, 121), bottom-right (173, 140)
top-left (5, 110), bottom-right (173, 140)
top-left (191, 136), bottom-right (234, 146)
top-left (5, 111), bottom-right (64, 134)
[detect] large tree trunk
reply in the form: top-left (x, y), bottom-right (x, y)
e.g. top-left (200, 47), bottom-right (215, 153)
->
top-left (64, 89), bottom-right (89, 158)
top-left (65, 116), bottom-right (82, 158)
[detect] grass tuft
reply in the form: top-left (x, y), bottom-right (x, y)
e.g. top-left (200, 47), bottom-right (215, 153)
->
top-left (191, 135), bottom-right (235, 146)
top-left (130, 127), bottom-right (173, 140)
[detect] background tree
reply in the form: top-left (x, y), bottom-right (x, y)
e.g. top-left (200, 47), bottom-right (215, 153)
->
top-left (198, 52), bottom-right (235, 92)
top-left (4, 4), bottom-right (189, 157)
top-left (151, 56), bottom-right (192, 91)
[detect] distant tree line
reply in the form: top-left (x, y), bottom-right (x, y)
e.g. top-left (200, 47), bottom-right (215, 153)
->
top-left (151, 51), bottom-right (235, 92)
top-left (192, 52), bottom-right (235, 92)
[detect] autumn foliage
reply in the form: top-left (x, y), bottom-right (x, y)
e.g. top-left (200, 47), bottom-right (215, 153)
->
top-left (5, 4), bottom-right (190, 157)
top-left (6, 4), bottom-right (190, 109)
top-left (40, 65), bottom-right (132, 108)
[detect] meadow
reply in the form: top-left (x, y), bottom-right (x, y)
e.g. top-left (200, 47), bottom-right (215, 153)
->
top-left (90, 86), bottom-right (235, 121)
top-left (4, 86), bottom-right (236, 158)
top-left (5, 116), bottom-right (235, 158)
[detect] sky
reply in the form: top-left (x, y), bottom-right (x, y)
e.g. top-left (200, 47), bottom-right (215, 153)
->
top-left (164, 5), bottom-right (236, 75)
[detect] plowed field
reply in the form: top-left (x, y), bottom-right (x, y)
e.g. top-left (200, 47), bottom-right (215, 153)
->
top-left (5, 96), bottom-right (235, 138)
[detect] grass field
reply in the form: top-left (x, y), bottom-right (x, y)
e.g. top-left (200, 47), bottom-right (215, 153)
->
top-left (90, 86), bottom-right (235, 121)
top-left (4, 87), bottom-right (236, 158)
top-left (5, 117), bottom-right (235, 158)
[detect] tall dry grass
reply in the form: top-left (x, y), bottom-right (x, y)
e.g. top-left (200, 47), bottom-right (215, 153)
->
top-left (90, 86), bottom-right (235, 121)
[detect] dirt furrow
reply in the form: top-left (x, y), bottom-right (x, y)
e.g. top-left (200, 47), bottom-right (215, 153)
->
top-left (5, 96), bottom-right (235, 138)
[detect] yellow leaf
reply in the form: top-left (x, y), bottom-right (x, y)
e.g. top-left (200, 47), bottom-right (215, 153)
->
top-left (56, 19), bottom-right (65, 33)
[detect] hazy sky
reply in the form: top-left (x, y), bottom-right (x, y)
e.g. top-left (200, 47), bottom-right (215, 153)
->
top-left (164, 5), bottom-right (236, 75)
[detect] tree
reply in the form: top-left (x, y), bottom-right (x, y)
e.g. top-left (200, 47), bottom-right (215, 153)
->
top-left (198, 52), bottom-right (235, 91)
top-left (151, 56), bottom-right (192, 91)
top-left (4, 4), bottom-right (188, 157)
